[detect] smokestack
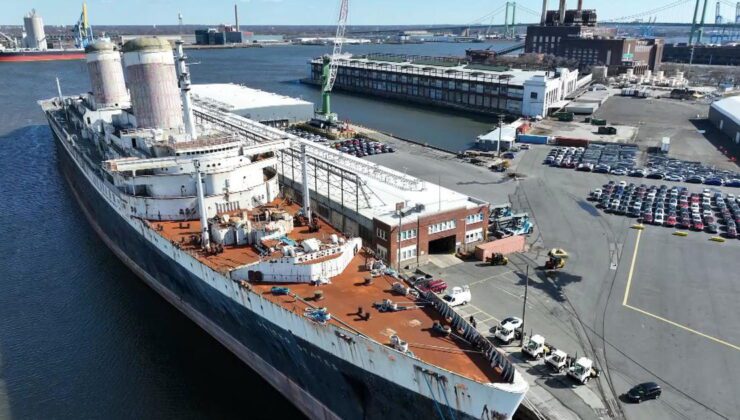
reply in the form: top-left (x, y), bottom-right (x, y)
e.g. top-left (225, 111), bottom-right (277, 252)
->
top-left (559, 0), bottom-right (566, 24)
top-left (234, 3), bottom-right (239, 31)
top-left (577, 0), bottom-right (583, 11)
top-left (541, 0), bottom-right (548, 25)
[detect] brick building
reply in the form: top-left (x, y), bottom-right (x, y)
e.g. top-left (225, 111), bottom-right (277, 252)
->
top-left (524, 2), bottom-right (663, 74)
top-left (372, 203), bottom-right (489, 268)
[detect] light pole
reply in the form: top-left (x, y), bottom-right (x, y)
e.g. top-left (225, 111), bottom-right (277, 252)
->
top-left (520, 265), bottom-right (529, 347)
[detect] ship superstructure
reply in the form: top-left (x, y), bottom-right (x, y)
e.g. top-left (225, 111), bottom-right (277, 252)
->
top-left (39, 36), bottom-right (528, 419)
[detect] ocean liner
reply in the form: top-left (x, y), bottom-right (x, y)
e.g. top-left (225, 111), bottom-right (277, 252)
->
top-left (39, 37), bottom-right (528, 419)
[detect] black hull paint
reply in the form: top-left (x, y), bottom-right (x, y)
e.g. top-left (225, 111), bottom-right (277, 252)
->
top-left (53, 130), bottom-right (483, 420)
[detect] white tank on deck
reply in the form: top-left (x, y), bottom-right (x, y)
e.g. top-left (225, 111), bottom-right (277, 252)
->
top-left (23, 9), bottom-right (47, 50)
top-left (122, 37), bottom-right (184, 131)
top-left (85, 41), bottom-right (129, 109)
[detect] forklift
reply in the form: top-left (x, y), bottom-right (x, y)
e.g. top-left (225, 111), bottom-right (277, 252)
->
top-left (545, 248), bottom-right (568, 270)
top-left (489, 252), bottom-right (509, 266)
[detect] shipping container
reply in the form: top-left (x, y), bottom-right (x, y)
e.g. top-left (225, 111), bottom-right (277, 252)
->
top-left (554, 111), bottom-right (574, 122)
top-left (591, 118), bottom-right (607, 126)
top-left (555, 137), bottom-right (589, 147)
top-left (517, 134), bottom-right (549, 144)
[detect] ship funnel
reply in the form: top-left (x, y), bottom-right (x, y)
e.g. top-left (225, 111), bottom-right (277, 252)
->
top-left (85, 41), bottom-right (129, 109)
top-left (122, 37), bottom-right (184, 131)
top-left (541, 0), bottom-right (548, 25)
top-left (558, 0), bottom-right (566, 24)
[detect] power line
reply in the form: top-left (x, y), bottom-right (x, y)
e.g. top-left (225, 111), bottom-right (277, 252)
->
top-left (606, 0), bottom-right (693, 22)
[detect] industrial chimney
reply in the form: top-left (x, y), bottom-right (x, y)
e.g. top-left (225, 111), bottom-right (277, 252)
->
top-left (122, 37), bottom-right (184, 131)
top-left (541, 0), bottom-right (548, 25)
top-left (85, 40), bottom-right (129, 109)
top-left (559, 0), bottom-right (567, 24)
top-left (577, 0), bottom-right (583, 11)
top-left (234, 4), bottom-right (240, 32)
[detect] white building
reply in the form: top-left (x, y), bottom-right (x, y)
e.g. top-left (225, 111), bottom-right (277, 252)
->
top-left (308, 54), bottom-right (585, 118)
top-left (191, 83), bottom-right (314, 127)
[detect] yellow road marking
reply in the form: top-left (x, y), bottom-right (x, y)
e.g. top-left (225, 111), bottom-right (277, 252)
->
top-left (624, 304), bottom-right (740, 352)
top-left (622, 229), bottom-right (642, 306)
top-left (622, 229), bottom-right (740, 353)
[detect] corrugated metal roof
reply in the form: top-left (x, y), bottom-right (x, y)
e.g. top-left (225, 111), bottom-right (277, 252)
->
top-left (191, 83), bottom-right (312, 111)
top-left (711, 96), bottom-right (740, 127)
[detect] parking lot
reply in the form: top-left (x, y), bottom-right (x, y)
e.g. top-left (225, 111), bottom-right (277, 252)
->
top-left (592, 95), bottom-right (737, 170)
top-left (590, 182), bottom-right (740, 238)
top-left (367, 129), bottom-right (740, 419)
top-left (545, 145), bottom-right (740, 186)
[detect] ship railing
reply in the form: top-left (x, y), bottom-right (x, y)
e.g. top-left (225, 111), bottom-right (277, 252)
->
top-left (421, 290), bottom-right (516, 383)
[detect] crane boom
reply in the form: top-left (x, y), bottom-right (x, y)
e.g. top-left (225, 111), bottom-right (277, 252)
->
top-left (325, 0), bottom-right (349, 93)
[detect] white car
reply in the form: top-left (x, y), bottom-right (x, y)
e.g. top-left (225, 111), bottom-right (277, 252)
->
top-left (619, 181), bottom-right (627, 187)
top-left (590, 188), bottom-right (602, 200)
top-left (442, 285), bottom-right (471, 307)
top-left (654, 212), bottom-right (665, 225)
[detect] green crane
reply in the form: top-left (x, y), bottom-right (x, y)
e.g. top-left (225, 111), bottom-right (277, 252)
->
top-left (317, 0), bottom-right (349, 124)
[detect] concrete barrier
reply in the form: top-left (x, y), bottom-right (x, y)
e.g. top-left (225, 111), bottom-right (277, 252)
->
top-left (475, 235), bottom-right (526, 261)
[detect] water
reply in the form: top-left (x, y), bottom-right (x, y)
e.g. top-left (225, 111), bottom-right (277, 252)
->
top-left (0, 42), bottom-right (502, 419)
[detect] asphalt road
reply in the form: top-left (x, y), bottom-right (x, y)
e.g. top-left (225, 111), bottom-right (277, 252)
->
top-left (370, 139), bottom-right (740, 420)
top-left (514, 147), bottom-right (740, 420)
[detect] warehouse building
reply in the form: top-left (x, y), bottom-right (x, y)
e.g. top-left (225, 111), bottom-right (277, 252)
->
top-left (189, 93), bottom-right (490, 267)
top-left (709, 96), bottom-right (740, 145)
top-left (307, 53), bottom-right (584, 118)
top-left (191, 83), bottom-right (314, 127)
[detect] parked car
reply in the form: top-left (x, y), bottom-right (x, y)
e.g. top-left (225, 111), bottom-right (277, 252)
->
top-left (626, 382), bottom-right (662, 403)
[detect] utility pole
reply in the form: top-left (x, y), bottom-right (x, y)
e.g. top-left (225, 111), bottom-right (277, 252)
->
top-left (520, 265), bottom-right (530, 347)
top-left (397, 210), bottom-right (403, 272)
top-left (497, 114), bottom-right (504, 157)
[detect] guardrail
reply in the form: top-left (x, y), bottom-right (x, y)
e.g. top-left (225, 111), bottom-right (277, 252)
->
top-left (422, 290), bottom-right (516, 383)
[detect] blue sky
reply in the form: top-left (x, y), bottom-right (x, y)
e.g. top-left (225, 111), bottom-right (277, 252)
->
top-left (3, 0), bottom-right (699, 26)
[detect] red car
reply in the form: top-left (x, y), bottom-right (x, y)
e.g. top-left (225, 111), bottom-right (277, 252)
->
top-left (693, 220), bottom-right (705, 231)
top-left (642, 212), bottom-right (653, 223)
top-left (665, 215), bottom-right (677, 227)
top-left (418, 279), bottom-right (448, 294)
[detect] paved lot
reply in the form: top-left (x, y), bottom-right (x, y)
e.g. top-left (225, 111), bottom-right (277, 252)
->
top-left (593, 95), bottom-right (737, 170)
top-left (369, 136), bottom-right (740, 419)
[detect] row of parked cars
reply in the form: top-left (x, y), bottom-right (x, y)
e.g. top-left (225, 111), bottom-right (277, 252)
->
top-left (644, 155), bottom-right (740, 187)
top-left (330, 137), bottom-right (395, 158)
top-left (286, 128), bottom-right (330, 143)
top-left (589, 181), bottom-right (740, 238)
top-left (545, 145), bottom-right (638, 174)
top-left (546, 146), bottom-right (740, 188)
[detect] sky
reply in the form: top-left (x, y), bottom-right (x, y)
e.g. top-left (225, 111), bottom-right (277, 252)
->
top-left (2, 0), bottom-right (699, 26)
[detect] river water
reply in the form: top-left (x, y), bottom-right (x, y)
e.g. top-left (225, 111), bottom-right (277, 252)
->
top-left (0, 41), bottom-right (510, 419)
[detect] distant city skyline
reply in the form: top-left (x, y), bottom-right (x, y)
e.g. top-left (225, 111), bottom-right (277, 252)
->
top-left (2, 0), bottom-right (702, 26)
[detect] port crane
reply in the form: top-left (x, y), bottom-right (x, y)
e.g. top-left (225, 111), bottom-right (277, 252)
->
top-left (316, 0), bottom-right (349, 124)
top-left (72, 2), bottom-right (94, 49)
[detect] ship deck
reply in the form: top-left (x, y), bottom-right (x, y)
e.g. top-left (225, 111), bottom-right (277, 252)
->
top-left (149, 202), bottom-right (504, 385)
